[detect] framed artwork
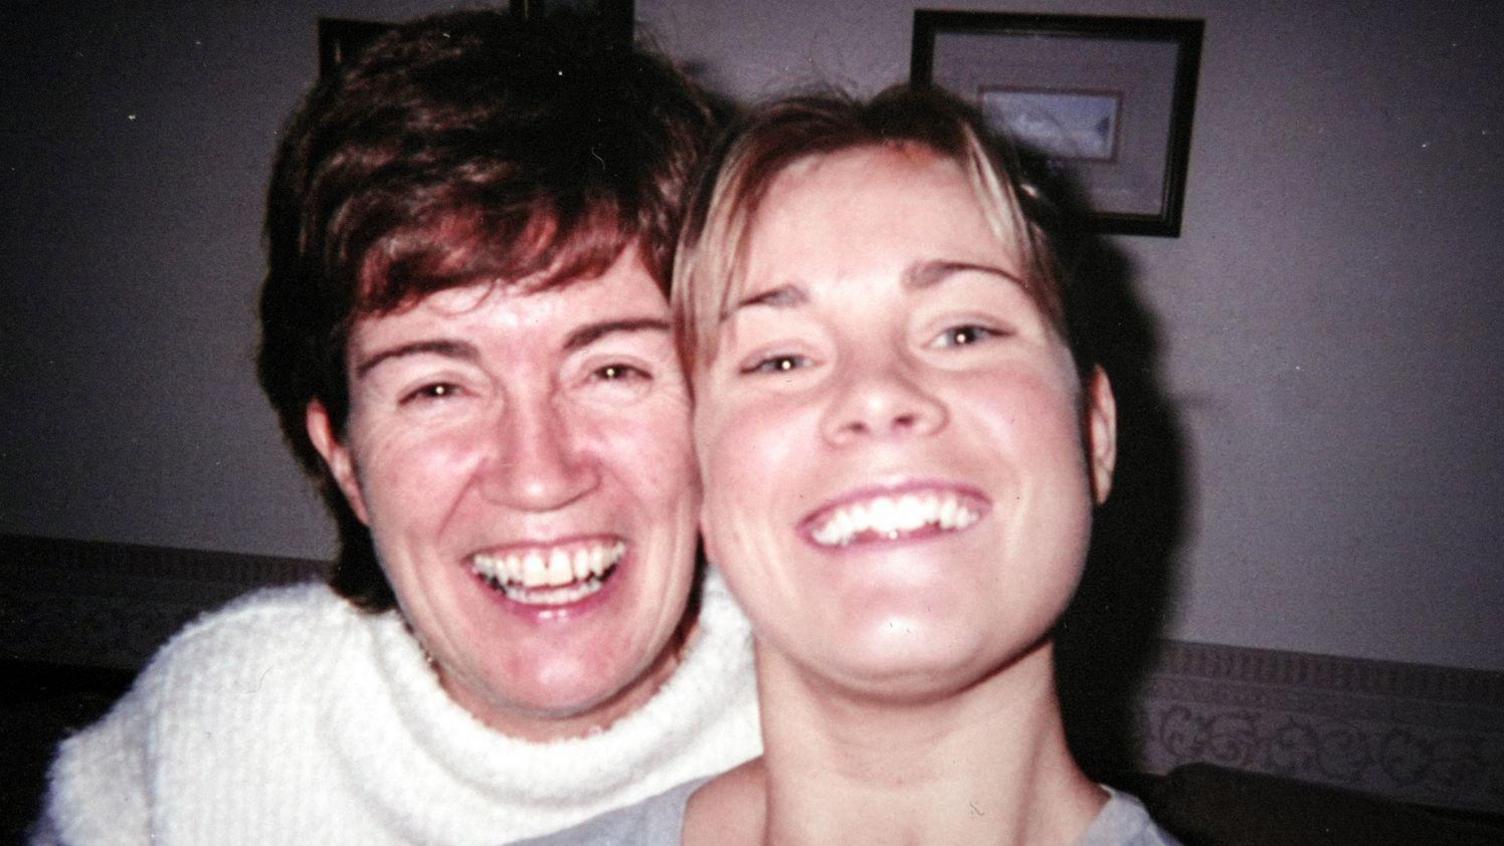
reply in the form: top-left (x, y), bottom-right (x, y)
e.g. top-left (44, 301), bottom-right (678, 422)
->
top-left (317, 1), bottom-right (635, 78)
top-left (317, 18), bottom-right (391, 78)
top-left (912, 11), bottom-right (1203, 236)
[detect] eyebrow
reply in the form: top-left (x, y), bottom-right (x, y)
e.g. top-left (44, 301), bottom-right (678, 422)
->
top-left (726, 284), bottom-right (807, 320)
top-left (725, 259), bottom-right (1025, 321)
top-left (902, 259), bottom-right (1026, 290)
top-left (355, 339), bottom-right (479, 379)
top-left (562, 317), bottom-right (671, 351)
top-left (354, 318), bottom-right (670, 378)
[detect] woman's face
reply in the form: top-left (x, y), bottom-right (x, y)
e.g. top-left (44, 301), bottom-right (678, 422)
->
top-left (308, 246), bottom-right (700, 740)
top-left (693, 146), bottom-right (1115, 699)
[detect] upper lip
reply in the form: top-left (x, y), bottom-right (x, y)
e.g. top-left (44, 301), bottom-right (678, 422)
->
top-left (466, 533), bottom-right (622, 558)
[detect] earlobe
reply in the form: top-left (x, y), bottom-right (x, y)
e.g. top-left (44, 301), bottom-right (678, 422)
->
top-left (1085, 366), bottom-right (1118, 505)
top-left (305, 400), bottom-right (370, 524)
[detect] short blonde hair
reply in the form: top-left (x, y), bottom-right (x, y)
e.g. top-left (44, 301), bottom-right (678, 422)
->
top-left (672, 85), bottom-right (1071, 376)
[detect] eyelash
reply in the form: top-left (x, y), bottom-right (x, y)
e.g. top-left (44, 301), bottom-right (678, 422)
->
top-left (400, 382), bottom-right (465, 405)
top-left (741, 353), bottom-right (812, 375)
top-left (592, 362), bottom-right (651, 382)
top-left (934, 324), bottom-right (1004, 348)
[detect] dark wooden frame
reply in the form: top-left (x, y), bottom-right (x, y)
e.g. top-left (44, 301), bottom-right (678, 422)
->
top-left (318, 1), bottom-right (636, 78)
top-left (912, 11), bottom-right (1203, 237)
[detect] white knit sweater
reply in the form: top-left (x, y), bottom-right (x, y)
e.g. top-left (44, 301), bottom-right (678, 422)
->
top-left (35, 570), bottom-right (761, 845)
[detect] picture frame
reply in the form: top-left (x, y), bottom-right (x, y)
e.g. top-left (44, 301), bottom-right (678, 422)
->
top-left (317, 1), bottom-right (636, 78)
top-left (912, 11), bottom-right (1203, 237)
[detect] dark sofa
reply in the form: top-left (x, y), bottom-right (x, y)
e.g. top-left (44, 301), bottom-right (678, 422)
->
top-left (5, 658), bottom-right (1501, 846)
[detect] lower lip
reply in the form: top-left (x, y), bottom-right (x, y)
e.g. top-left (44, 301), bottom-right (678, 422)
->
top-left (469, 553), bottom-right (628, 622)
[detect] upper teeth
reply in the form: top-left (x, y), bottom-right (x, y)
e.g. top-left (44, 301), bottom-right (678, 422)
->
top-left (810, 493), bottom-right (979, 547)
top-left (471, 540), bottom-right (626, 589)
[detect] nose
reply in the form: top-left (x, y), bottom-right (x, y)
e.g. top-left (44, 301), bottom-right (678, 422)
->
top-left (479, 394), bottom-right (600, 511)
top-left (819, 354), bottom-right (947, 445)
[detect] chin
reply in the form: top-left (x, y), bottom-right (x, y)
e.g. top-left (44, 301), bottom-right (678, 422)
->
top-left (788, 614), bottom-right (1056, 703)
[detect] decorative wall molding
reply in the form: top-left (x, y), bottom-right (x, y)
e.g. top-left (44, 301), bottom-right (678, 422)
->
top-left (1134, 640), bottom-right (1504, 814)
top-left (4, 533), bottom-right (1502, 813)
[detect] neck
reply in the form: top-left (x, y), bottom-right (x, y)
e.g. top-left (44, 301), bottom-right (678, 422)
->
top-left (745, 640), bottom-right (1103, 846)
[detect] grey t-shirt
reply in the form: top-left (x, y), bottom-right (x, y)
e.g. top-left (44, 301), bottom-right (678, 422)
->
top-left (512, 780), bottom-right (1180, 845)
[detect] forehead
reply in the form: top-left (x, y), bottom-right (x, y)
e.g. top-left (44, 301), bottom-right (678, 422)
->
top-left (740, 146), bottom-right (1009, 283)
top-left (348, 246), bottom-right (668, 357)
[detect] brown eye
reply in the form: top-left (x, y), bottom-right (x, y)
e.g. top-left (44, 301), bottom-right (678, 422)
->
top-left (402, 382), bottom-right (464, 404)
top-left (936, 325), bottom-right (1000, 348)
top-left (594, 363), bottom-right (650, 381)
top-left (743, 354), bottom-right (810, 375)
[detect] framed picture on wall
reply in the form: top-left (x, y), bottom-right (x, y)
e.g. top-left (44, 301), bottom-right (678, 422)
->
top-left (318, 1), bottom-right (636, 78)
top-left (912, 11), bottom-right (1203, 237)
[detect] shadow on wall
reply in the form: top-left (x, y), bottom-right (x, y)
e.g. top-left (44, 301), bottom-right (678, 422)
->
top-left (1038, 156), bottom-right (1191, 778)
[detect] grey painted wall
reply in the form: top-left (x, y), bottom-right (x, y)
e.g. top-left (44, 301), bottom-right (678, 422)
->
top-left (640, 0), bottom-right (1504, 671)
top-left (1, 1), bottom-right (442, 560)
top-left (3, 1), bottom-right (1501, 672)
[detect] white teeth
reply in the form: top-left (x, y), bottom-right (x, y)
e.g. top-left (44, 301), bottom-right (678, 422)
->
top-left (523, 552), bottom-right (547, 587)
top-left (848, 504), bottom-right (870, 533)
top-left (471, 540), bottom-right (628, 601)
top-left (501, 580), bottom-right (604, 606)
top-left (896, 495), bottom-right (926, 532)
top-left (809, 493), bottom-right (982, 547)
top-left (547, 549), bottom-right (572, 586)
top-left (938, 497), bottom-right (958, 529)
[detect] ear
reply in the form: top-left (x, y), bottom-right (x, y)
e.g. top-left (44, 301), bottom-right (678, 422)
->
top-left (306, 399), bottom-right (370, 524)
top-left (1084, 366), bottom-right (1118, 505)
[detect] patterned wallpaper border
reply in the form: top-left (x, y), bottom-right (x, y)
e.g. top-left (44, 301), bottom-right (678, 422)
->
top-left (1135, 642), bottom-right (1504, 813)
top-left (4, 534), bottom-right (1501, 813)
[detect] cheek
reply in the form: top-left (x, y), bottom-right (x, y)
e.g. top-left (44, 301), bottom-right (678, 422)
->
top-left (585, 400), bottom-right (698, 507)
top-left (350, 419), bottom-right (483, 527)
top-left (696, 399), bottom-right (811, 552)
top-left (964, 370), bottom-right (1086, 467)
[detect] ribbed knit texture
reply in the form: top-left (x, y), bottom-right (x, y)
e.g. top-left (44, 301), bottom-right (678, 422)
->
top-left (35, 570), bottom-right (761, 845)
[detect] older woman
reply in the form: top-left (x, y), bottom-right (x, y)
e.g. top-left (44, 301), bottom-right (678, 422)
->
top-left (525, 87), bottom-right (1177, 845)
top-left (35, 10), bottom-right (759, 845)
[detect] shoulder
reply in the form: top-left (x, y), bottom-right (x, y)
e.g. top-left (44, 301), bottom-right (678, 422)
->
top-left (126, 581), bottom-right (371, 729)
top-left (1076, 787), bottom-right (1183, 846)
top-left (511, 777), bottom-right (711, 846)
top-left (60, 580), bottom-right (363, 722)
top-left (168, 580), bottom-right (357, 647)
top-left (142, 581), bottom-right (360, 684)
top-left (41, 582), bottom-right (367, 842)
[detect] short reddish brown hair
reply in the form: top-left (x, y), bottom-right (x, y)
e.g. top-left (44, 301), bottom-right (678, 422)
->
top-left (258, 9), bottom-right (714, 610)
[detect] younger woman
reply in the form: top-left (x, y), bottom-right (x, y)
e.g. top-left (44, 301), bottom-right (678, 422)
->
top-left (523, 86), bottom-right (1176, 846)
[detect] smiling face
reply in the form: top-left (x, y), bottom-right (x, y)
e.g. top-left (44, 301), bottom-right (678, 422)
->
top-left (306, 245), bottom-right (700, 740)
top-left (692, 146), bottom-right (1116, 700)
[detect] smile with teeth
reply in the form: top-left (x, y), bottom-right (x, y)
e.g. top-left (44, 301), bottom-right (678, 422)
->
top-left (808, 491), bottom-right (983, 547)
top-left (470, 540), bottom-right (627, 606)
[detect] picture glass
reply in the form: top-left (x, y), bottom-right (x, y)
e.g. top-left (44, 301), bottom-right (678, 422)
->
top-left (981, 88), bottom-right (1121, 162)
